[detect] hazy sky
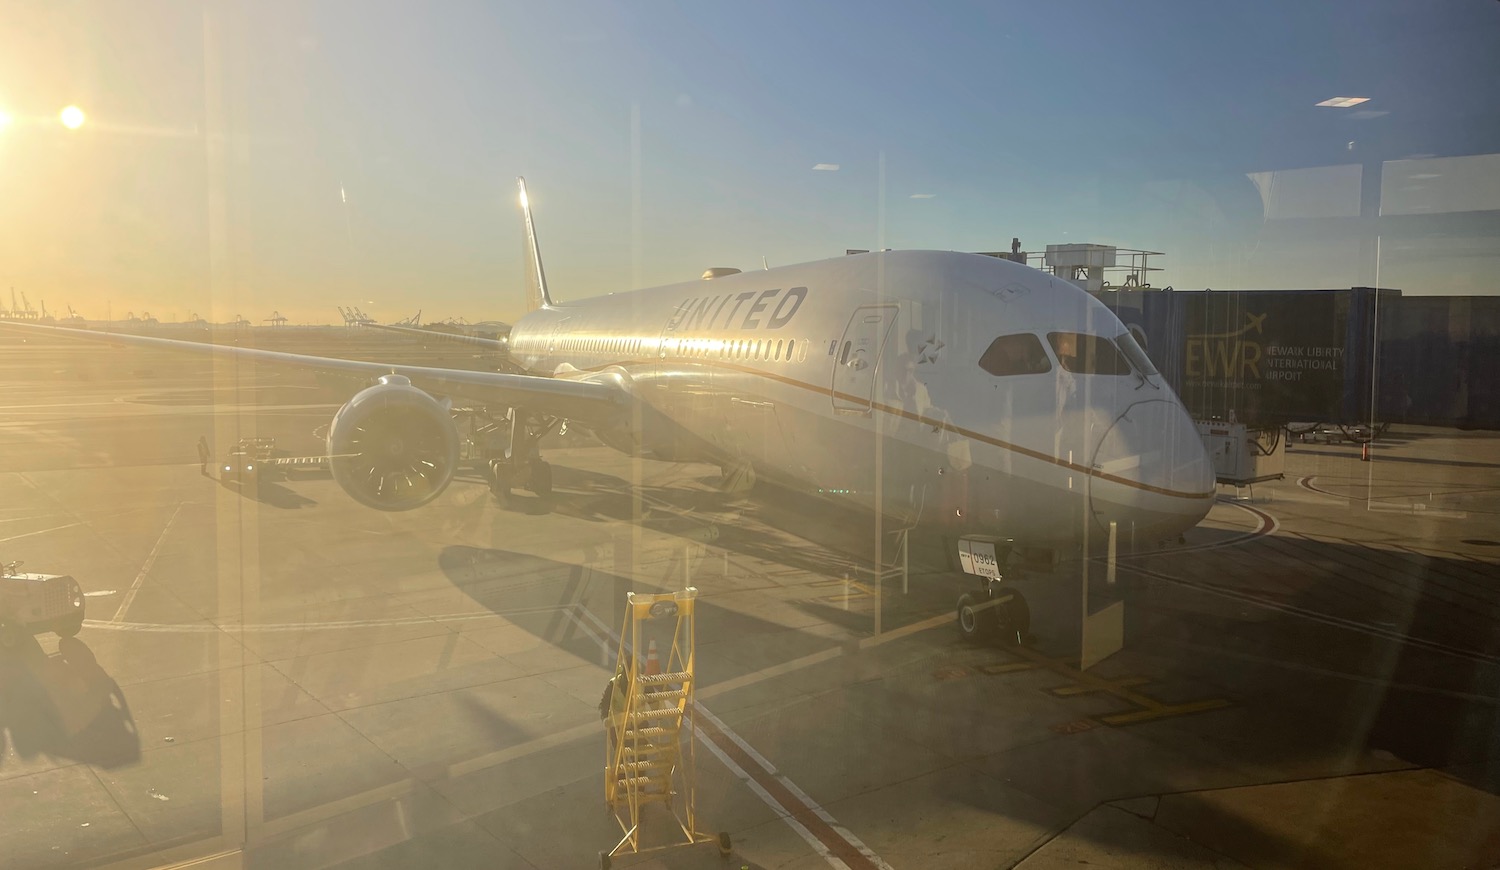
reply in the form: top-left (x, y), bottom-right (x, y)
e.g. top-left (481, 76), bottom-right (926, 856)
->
top-left (1, 0), bottom-right (1497, 324)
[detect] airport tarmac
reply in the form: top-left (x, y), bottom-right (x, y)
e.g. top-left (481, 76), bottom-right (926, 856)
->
top-left (2, 332), bottom-right (1499, 869)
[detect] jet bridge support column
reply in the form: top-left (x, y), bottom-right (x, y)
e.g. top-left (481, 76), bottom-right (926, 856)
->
top-left (1079, 520), bottom-right (1125, 670)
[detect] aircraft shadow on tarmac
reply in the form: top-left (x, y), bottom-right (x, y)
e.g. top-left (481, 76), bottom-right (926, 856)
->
top-left (427, 545), bottom-right (1354, 869)
top-left (529, 463), bottom-right (944, 577)
top-left (433, 522), bottom-right (1500, 867)
top-left (477, 459), bottom-right (1500, 795)
top-left (219, 477), bottom-right (318, 509)
top-left (0, 636), bottom-right (140, 770)
top-left (434, 544), bottom-right (855, 660)
top-left (430, 545), bottom-right (877, 868)
top-left (618, 476), bottom-right (1495, 727)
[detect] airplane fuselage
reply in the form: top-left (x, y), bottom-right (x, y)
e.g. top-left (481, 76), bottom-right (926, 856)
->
top-left (507, 250), bottom-right (1214, 552)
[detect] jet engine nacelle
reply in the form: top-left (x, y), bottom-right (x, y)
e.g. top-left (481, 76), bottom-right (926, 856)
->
top-left (327, 375), bottom-right (459, 511)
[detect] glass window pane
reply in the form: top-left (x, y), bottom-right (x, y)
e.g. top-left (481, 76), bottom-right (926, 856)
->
top-left (1047, 332), bottom-right (1131, 375)
top-left (978, 334), bottom-right (1052, 376)
top-left (1115, 330), bottom-right (1158, 376)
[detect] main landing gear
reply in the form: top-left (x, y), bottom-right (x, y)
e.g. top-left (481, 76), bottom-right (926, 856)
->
top-left (487, 409), bottom-right (561, 503)
top-left (956, 578), bottom-right (1030, 647)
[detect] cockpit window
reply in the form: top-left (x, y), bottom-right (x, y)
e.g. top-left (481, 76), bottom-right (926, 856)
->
top-left (978, 334), bottom-right (1052, 377)
top-left (1115, 330), bottom-right (1159, 376)
top-left (1046, 332), bottom-right (1132, 375)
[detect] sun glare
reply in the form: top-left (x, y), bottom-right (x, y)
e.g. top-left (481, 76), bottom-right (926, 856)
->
top-left (0, 109), bottom-right (13, 129)
top-left (60, 105), bottom-right (86, 129)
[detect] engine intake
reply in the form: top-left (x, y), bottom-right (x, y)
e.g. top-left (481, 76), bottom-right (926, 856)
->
top-left (327, 375), bottom-right (459, 511)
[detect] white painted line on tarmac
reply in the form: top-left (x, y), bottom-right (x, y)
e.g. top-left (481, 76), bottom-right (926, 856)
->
top-left (84, 602), bottom-right (570, 633)
top-left (1110, 497), bottom-right (1278, 564)
top-left (1124, 560), bottom-right (1500, 666)
top-left (1160, 637), bottom-right (1500, 703)
top-left (0, 521), bottom-right (83, 544)
top-left (84, 593), bottom-right (942, 867)
top-left (699, 647), bottom-right (843, 701)
top-left (1296, 475), bottom-right (1347, 501)
top-left (572, 606), bottom-right (894, 870)
top-left (0, 513), bottom-right (66, 526)
top-left (564, 600), bottom-right (613, 665)
top-left (692, 705), bottom-right (892, 870)
top-left (112, 504), bottom-right (183, 624)
top-left (695, 612), bottom-right (952, 703)
top-left (0, 402), bottom-right (128, 410)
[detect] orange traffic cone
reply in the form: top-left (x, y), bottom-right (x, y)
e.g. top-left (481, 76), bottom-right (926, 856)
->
top-left (644, 640), bottom-right (661, 676)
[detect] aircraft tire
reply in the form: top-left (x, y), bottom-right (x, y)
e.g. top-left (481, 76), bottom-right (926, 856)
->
top-left (56, 614), bottom-right (84, 638)
top-left (996, 591), bottom-right (1031, 647)
top-left (956, 592), bottom-right (997, 643)
top-left (488, 460), bottom-right (512, 499)
top-left (529, 461), bottom-right (553, 497)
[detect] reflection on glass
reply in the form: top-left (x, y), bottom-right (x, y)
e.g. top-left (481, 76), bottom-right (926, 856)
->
top-left (1382, 154), bottom-right (1500, 216)
top-left (1246, 164), bottom-right (1363, 220)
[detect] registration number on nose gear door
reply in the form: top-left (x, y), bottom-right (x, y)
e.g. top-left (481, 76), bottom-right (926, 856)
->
top-left (957, 539), bottom-right (1001, 579)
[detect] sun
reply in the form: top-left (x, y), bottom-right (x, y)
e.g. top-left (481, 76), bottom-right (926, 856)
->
top-left (59, 105), bottom-right (86, 129)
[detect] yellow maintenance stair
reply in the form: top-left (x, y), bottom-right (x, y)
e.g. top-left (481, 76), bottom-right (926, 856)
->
top-left (600, 587), bottom-right (729, 869)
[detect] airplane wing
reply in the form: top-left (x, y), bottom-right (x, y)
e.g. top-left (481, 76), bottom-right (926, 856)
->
top-left (363, 321), bottom-right (511, 352)
top-left (0, 320), bottom-right (626, 426)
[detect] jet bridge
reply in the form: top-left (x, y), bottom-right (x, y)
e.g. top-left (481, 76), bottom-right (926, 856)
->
top-left (1099, 286), bottom-right (1500, 431)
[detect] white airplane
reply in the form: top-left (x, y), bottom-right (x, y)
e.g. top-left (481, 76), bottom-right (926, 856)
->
top-left (0, 178), bottom-right (1213, 640)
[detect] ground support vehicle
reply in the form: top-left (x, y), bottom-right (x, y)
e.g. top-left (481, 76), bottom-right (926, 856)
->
top-left (0, 561), bottom-right (85, 650)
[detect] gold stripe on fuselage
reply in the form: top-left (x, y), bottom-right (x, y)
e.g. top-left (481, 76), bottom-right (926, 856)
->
top-left (553, 355), bottom-right (1214, 502)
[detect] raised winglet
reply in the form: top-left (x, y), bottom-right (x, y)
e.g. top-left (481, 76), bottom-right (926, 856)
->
top-left (517, 177), bottom-right (554, 310)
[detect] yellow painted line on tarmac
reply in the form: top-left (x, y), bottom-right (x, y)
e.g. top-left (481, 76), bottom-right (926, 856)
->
top-left (1001, 644), bottom-right (1231, 726)
top-left (1050, 675), bottom-right (1151, 697)
top-left (977, 661), bottom-right (1041, 675)
top-left (151, 848), bottom-right (244, 869)
top-left (1099, 698), bottom-right (1232, 726)
top-left (862, 611), bottom-right (953, 647)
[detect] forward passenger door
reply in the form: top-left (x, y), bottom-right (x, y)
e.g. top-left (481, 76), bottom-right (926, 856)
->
top-left (831, 305), bottom-right (899, 414)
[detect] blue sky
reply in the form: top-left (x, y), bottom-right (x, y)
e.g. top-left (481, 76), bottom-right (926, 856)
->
top-left (1, 0), bottom-right (1497, 323)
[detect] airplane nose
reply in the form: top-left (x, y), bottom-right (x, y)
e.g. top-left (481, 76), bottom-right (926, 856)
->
top-left (1088, 398), bottom-right (1214, 539)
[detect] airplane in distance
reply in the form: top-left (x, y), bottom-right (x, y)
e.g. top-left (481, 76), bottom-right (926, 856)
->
top-left (0, 178), bottom-right (1214, 641)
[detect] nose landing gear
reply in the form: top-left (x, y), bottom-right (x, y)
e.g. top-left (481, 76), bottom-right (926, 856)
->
top-left (956, 579), bottom-right (1030, 647)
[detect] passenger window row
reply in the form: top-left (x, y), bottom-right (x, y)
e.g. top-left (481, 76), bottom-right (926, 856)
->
top-left (674, 336), bottom-right (807, 364)
top-left (527, 334), bottom-right (813, 366)
top-left (552, 337), bottom-right (646, 356)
